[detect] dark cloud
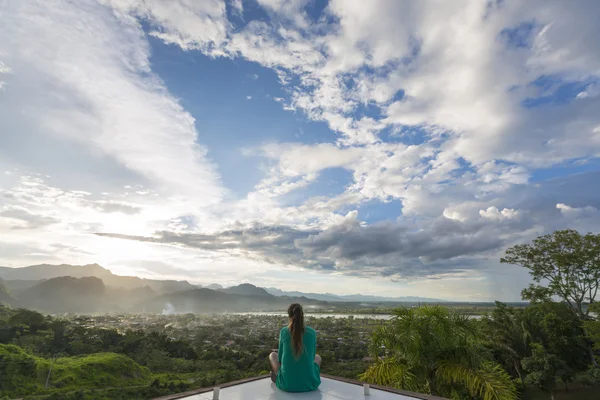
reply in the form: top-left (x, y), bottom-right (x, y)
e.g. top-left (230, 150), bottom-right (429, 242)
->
top-left (95, 215), bottom-right (512, 279)
top-left (295, 215), bottom-right (506, 263)
top-left (96, 224), bottom-right (316, 262)
top-left (94, 171), bottom-right (600, 280)
top-left (511, 170), bottom-right (600, 213)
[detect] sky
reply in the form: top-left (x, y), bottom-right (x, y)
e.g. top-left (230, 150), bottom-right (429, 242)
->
top-left (1, 0), bottom-right (599, 301)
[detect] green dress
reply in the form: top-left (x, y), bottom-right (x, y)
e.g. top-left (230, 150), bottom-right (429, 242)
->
top-left (276, 326), bottom-right (321, 392)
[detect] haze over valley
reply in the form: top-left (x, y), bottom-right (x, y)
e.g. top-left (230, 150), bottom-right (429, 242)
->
top-left (0, 263), bottom-right (447, 315)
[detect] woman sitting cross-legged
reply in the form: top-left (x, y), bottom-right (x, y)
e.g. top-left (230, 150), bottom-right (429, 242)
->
top-left (269, 303), bottom-right (321, 392)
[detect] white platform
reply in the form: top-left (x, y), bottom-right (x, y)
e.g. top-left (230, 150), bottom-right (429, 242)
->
top-left (178, 377), bottom-right (425, 400)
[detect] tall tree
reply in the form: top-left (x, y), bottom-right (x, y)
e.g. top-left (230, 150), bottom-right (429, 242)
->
top-left (501, 229), bottom-right (600, 365)
top-left (360, 305), bottom-right (517, 400)
top-left (501, 229), bottom-right (600, 319)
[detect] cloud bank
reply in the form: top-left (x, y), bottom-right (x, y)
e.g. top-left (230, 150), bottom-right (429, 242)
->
top-left (1, 0), bottom-right (600, 299)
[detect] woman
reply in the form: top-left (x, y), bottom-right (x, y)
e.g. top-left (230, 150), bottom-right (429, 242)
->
top-left (269, 303), bottom-right (322, 392)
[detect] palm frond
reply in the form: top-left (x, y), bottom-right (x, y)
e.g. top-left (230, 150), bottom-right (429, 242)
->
top-left (360, 357), bottom-right (421, 393)
top-left (436, 361), bottom-right (518, 400)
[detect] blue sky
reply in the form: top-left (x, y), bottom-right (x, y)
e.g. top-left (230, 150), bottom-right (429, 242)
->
top-left (1, 0), bottom-right (600, 301)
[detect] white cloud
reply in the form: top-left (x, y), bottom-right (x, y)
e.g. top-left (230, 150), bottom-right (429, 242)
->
top-left (102, 0), bottom-right (230, 53)
top-left (0, 60), bottom-right (9, 89)
top-left (443, 209), bottom-right (466, 222)
top-left (0, 0), bottom-right (223, 208)
top-left (3, 0), bottom-right (600, 300)
top-left (556, 203), bottom-right (598, 218)
top-left (576, 83), bottom-right (600, 99)
top-left (230, 0), bottom-right (243, 17)
top-left (479, 206), bottom-right (521, 221)
top-left (260, 143), bottom-right (363, 176)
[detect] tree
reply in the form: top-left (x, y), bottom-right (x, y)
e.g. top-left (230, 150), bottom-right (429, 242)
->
top-left (501, 229), bottom-right (600, 365)
top-left (501, 230), bottom-right (600, 320)
top-left (8, 309), bottom-right (47, 334)
top-left (522, 343), bottom-right (567, 400)
top-left (481, 302), bottom-right (531, 388)
top-left (534, 303), bottom-right (588, 383)
top-left (360, 306), bottom-right (517, 400)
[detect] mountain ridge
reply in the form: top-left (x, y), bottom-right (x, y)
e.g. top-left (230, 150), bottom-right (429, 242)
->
top-left (264, 287), bottom-right (445, 303)
top-left (219, 283), bottom-right (272, 297)
top-left (0, 264), bottom-right (447, 313)
top-left (0, 264), bottom-right (196, 294)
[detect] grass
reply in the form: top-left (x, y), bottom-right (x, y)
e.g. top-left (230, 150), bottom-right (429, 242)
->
top-left (0, 344), bottom-right (152, 397)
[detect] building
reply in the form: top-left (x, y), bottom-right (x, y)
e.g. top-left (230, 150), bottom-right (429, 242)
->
top-left (153, 374), bottom-right (447, 400)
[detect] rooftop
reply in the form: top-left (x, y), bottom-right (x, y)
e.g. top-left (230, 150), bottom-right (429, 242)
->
top-left (154, 375), bottom-right (446, 400)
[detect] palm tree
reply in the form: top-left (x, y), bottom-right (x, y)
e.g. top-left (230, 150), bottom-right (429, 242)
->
top-left (481, 302), bottom-right (531, 388)
top-left (360, 305), bottom-right (517, 400)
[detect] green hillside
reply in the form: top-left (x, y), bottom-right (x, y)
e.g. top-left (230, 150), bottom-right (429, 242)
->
top-left (0, 279), bottom-right (16, 305)
top-left (0, 344), bottom-right (151, 397)
top-left (0, 344), bottom-right (46, 395)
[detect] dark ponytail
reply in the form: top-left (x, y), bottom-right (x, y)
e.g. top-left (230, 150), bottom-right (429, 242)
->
top-left (288, 303), bottom-right (304, 358)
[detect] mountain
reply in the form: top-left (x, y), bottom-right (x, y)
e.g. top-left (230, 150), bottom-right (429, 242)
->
top-left (13, 277), bottom-right (160, 314)
top-left (106, 285), bottom-right (156, 306)
top-left (265, 287), bottom-right (444, 303)
top-left (0, 264), bottom-right (446, 314)
top-left (220, 283), bottom-right (272, 297)
top-left (16, 276), bottom-right (107, 313)
top-left (265, 288), bottom-right (343, 302)
top-left (206, 283), bottom-right (223, 290)
top-left (136, 287), bottom-right (323, 314)
top-left (0, 264), bottom-right (112, 280)
top-left (1, 279), bottom-right (42, 292)
top-left (338, 294), bottom-right (445, 303)
top-left (0, 264), bottom-right (195, 294)
top-left (7, 275), bottom-right (327, 314)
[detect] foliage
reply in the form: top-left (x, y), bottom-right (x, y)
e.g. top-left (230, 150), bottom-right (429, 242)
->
top-left (522, 343), bottom-right (568, 399)
top-left (500, 229), bottom-right (600, 320)
top-left (3, 254), bottom-right (600, 400)
top-left (501, 229), bottom-right (600, 369)
top-left (360, 305), bottom-right (518, 400)
top-left (0, 344), bottom-right (152, 397)
top-left (481, 302), bottom-right (531, 388)
top-left (0, 344), bottom-right (46, 395)
top-left (0, 307), bottom-right (378, 399)
top-left (584, 302), bottom-right (600, 352)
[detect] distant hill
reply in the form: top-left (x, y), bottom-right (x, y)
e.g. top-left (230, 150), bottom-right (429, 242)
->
top-left (0, 263), bottom-right (447, 314)
top-left (11, 277), bottom-right (164, 314)
top-left (220, 283), bottom-right (272, 297)
top-left (265, 288), bottom-right (343, 302)
top-left (137, 287), bottom-right (321, 314)
top-left (206, 283), bottom-right (223, 290)
top-left (138, 288), bottom-right (242, 314)
top-left (1, 278), bottom-right (42, 292)
top-left (5, 274), bottom-right (327, 314)
top-left (265, 287), bottom-right (445, 303)
top-left (105, 285), bottom-right (156, 309)
top-left (0, 264), bottom-right (195, 294)
top-left (0, 263), bottom-right (112, 280)
top-left (16, 276), bottom-right (107, 313)
top-left (338, 294), bottom-right (445, 303)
